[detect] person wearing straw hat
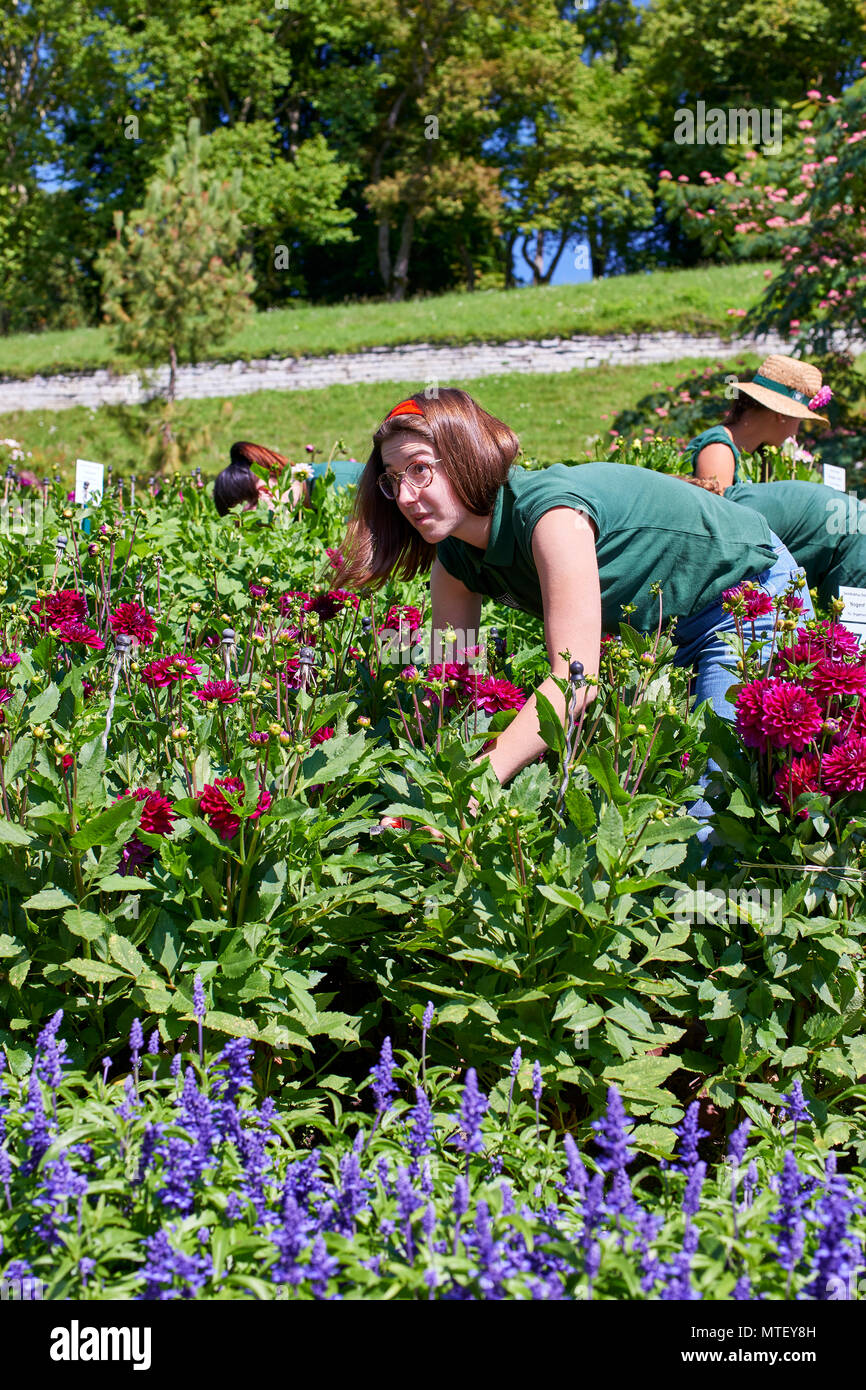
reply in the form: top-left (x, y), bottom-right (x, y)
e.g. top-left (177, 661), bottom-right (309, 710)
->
top-left (683, 356), bottom-right (866, 606)
top-left (339, 389), bottom-right (814, 845)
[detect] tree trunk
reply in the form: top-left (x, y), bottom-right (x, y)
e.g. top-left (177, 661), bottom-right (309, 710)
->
top-left (377, 217), bottom-right (392, 295)
top-left (391, 211), bottom-right (415, 300)
top-left (503, 230), bottom-right (518, 289)
top-left (457, 235), bottom-right (476, 292)
top-left (520, 231), bottom-right (544, 287)
top-left (538, 229), bottom-right (570, 286)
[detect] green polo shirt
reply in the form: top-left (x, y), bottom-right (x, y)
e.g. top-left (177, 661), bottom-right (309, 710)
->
top-left (725, 480), bottom-right (866, 605)
top-left (310, 460), bottom-right (365, 496)
top-left (436, 462), bottom-right (777, 634)
top-left (685, 426), bottom-right (742, 483)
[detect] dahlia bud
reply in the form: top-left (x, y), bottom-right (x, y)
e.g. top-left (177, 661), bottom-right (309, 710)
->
top-left (653, 809), bottom-right (666, 821)
top-left (172, 725), bottom-right (190, 741)
top-left (639, 653), bottom-right (654, 666)
top-left (190, 601), bottom-right (201, 613)
top-left (508, 808), bottom-right (519, 819)
top-left (261, 679), bottom-right (274, 692)
top-left (268, 722), bottom-right (283, 736)
top-left (278, 731), bottom-right (292, 745)
top-left (87, 543), bottom-right (99, 557)
top-left (32, 725), bottom-right (46, 739)
top-left (53, 740), bottom-right (68, 756)
top-left (636, 724), bottom-right (648, 735)
top-left (357, 716), bottom-right (371, 727)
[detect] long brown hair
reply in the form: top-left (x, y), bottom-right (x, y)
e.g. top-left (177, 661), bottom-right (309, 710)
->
top-left (339, 389), bottom-right (519, 590)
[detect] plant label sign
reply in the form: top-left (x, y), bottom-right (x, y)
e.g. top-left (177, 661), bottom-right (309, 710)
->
top-left (822, 463), bottom-right (847, 492)
top-left (74, 459), bottom-right (104, 505)
top-left (839, 586), bottom-right (866, 640)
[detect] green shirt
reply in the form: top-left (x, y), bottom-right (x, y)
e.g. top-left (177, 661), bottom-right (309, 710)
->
top-left (311, 460), bottom-right (365, 496)
top-left (725, 480), bottom-right (866, 605)
top-left (685, 426), bottom-right (741, 483)
top-left (436, 462), bottom-right (777, 634)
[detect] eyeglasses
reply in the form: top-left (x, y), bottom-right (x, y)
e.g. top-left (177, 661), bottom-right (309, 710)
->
top-left (377, 458), bottom-right (440, 501)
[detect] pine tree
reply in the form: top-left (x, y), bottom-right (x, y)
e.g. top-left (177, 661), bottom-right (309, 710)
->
top-left (96, 118), bottom-right (255, 407)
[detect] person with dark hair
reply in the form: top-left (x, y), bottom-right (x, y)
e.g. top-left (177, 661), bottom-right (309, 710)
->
top-left (684, 357), bottom-right (866, 605)
top-left (339, 388), bottom-right (813, 814)
top-left (213, 441), bottom-right (365, 517)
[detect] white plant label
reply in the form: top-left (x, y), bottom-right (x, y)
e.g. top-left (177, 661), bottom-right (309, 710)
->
top-left (822, 463), bottom-right (846, 492)
top-left (75, 459), bottom-right (104, 505)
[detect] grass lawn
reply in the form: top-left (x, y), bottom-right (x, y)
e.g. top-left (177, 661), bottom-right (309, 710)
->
top-left (0, 261), bottom-right (778, 381)
top-left (0, 351), bottom-right (767, 481)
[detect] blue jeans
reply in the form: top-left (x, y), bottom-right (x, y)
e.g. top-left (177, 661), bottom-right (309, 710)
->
top-left (672, 532), bottom-right (815, 837)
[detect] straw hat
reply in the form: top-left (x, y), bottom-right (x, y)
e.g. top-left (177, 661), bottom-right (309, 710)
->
top-left (735, 355), bottom-right (830, 423)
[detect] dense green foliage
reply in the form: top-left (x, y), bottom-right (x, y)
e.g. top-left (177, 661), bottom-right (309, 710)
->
top-left (0, 455), bottom-right (864, 1169)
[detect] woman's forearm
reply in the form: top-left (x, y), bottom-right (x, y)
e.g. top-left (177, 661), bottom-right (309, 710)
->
top-left (479, 673), bottom-right (594, 785)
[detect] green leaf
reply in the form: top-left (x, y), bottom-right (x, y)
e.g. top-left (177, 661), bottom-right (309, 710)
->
top-left (108, 933), bottom-right (146, 978)
top-left (67, 959), bottom-right (127, 984)
top-left (533, 691), bottom-right (565, 756)
top-left (70, 798), bottom-right (141, 851)
top-left (23, 888), bottom-right (76, 910)
top-left (563, 783), bottom-right (595, 833)
top-left (4, 735), bottom-right (34, 782)
top-left (28, 681), bottom-right (60, 724)
top-left (595, 802), bottom-right (626, 874)
top-left (583, 746), bottom-right (629, 804)
top-left (94, 875), bottom-right (161, 893)
top-left (63, 909), bottom-right (108, 942)
top-left (0, 819), bottom-right (33, 846)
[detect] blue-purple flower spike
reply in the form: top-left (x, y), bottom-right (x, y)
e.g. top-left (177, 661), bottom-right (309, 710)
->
top-left (532, 1061), bottom-right (543, 1143)
top-left (506, 1046), bottom-right (521, 1126)
top-left (193, 974), bottom-right (206, 1062)
top-left (421, 1002), bottom-right (434, 1085)
top-left (779, 1079), bottom-right (810, 1145)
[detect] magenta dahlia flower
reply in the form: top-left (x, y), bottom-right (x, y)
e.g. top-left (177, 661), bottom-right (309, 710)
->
top-left (248, 582), bottom-right (267, 599)
top-left (54, 620), bottom-right (105, 649)
top-left (278, 590), bottom-right (310, 616)
top-left (722, 582), bottom-right (773, 620)
top-left (195, 679), bottom-right (239, 705)
top-left (0, 651), bottom-right (20, 669)
top-left (109, 602), bottom-right (157, 645)
top-left (735, 679), bottom-right (775, 752)
top-left (809, 658), bottom-right (866, 706)
top-left (199, 777), bottom-right (273, 841)
top-left (378, 605), bottom-right (422, 636)
top-left (310, 726), bottom-right (335, 746)
top-left (141, 654), bottom-right (202, 688)
top-left (761, 682), bottom-right (823, 752)
top-left (822, 737), bottom-right (866, 794)
top-left (471, 676), bottom-right (528, 714)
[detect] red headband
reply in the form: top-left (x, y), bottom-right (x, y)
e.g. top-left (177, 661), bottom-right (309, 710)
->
top-left (385, 399), bottom-right (424, 421)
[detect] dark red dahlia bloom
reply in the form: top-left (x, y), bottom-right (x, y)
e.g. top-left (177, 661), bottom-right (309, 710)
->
top-left (141, 654), bottom-right (202, 688)
top-left (32, 589), bottom-right (87, 627)
top-left (199, 777), bottom-right (272, 841)
top-left (116, 787), bottom-right (176, 835)
top-left (281, 659), bottom-right (301, 691)
top-left (774, 754), bottom-right (822, 816)
top-left (470, 676), bottom-right (528, 714)
top-left (761, 682), bottom-right (823, 752)
top-left (110, 602), bottom-right (157, 645)
top-left (822, 737), bottom-right (866, 794)
top-left (304, 589), bottom-right (360, 622)
top-left (195, 679), bottom-right (239, 705)
top-left (310, 726), bottom-right (335, 747)
top-left (735, 679), bottom-right (774, 752)
top-left (55, 621), bottom-right (105, 649)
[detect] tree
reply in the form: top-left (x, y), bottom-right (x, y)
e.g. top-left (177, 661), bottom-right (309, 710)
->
top-left (96, 118), bottom-right (255, 409)
top-left (494, 34), bottom-right (654, 282)
top-left (659, 76), bottom-right (866, 354)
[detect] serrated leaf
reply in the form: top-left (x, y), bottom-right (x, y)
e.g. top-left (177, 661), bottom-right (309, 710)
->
top-left (23, 888), bottom-right (76, 910)
top-left (595, 801), bottom-right (626, 873)
top-left (28, 681), bottom-right (60, 724)
top-left (0, 818), bottom-right (33, 846)
top-left (70, 798), bottom-right (141, 851)
top-left (108, 933), bottom-right (146, 978)
top-left (534, 690), bottom-right (565, 756)
top-left (63, 908), bottom-right (107, 941)
top-left (67, 959), bottom-right (127, 984)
